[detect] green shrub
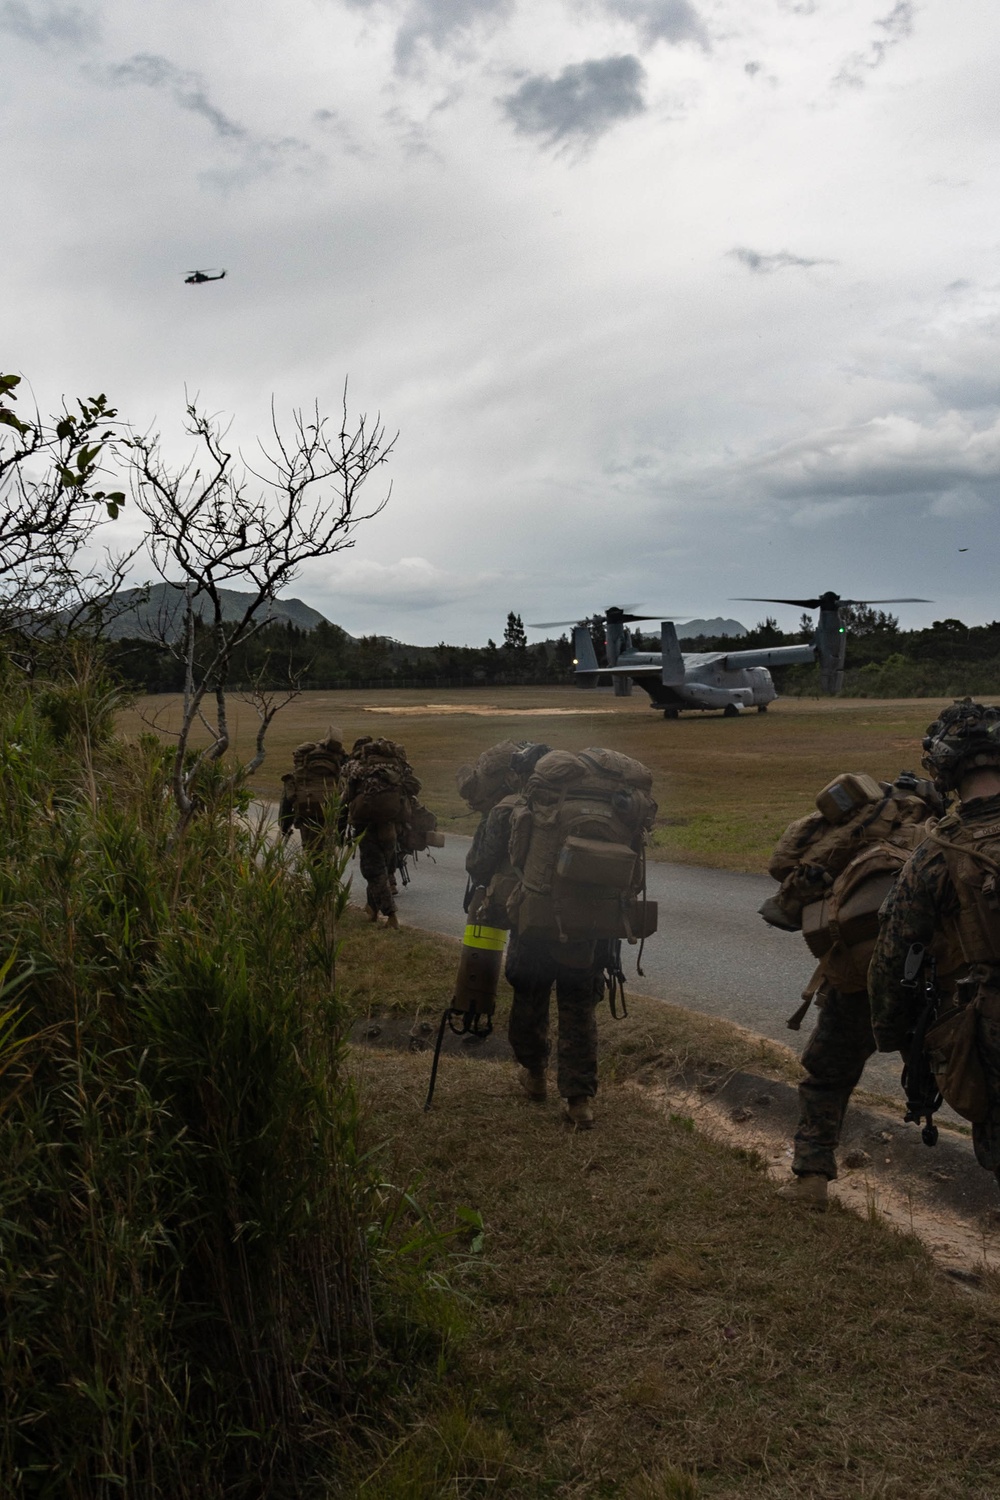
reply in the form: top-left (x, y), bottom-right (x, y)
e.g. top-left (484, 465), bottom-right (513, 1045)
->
top-left (0, 664), bottom-right (386, 1497)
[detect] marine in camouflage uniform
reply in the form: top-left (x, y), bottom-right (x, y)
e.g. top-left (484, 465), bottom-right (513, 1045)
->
top-left (278, 729), bottom-right (346, 856)
top-left (869, 702), bottom-right (1000, 1183)
top-left (464, 742), bottom-right (604, 1124)
top-left (342, 736), bottom-right (421, 927)
top-left (358, 825), bottom-right (399, 919)
top-left (765, 772), bottom-right (940, 1204)
top-left (791, 988), bottom-right (883, 1181)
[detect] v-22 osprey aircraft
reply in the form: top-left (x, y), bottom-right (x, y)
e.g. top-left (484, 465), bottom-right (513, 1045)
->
top-left (567, 609), bottom-right (812, 717)
top-left (549, 592), bottom-right (929, 717)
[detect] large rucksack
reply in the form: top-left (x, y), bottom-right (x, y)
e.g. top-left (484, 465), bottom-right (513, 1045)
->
top-left (466, 791), bottom-right (522, 928)
top-left (455, 740), bottom-right (524, 814)
top-left (347, 738), bottom-right (420, 829)
top-left (398, 800), bottom-right (445, 855)
top-left (766, 772), bottom-right (939, 1027)
top-left (764, 773), bottom-right (936, 929)
top-left (286, 739), bottom-right (345, 821)
top-left (506, 747), bottom-right (658, 943)
top-left (904, 812), bottom-right (1000, 1124)
top-left (800, 839), bottom-right (916, 993)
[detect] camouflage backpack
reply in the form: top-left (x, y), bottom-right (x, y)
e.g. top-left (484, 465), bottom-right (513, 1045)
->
top-left (286, 737), bottom-right (345, 821)
top-left (399, 800), bottom-right (445, 855)
top-left (455, 740), bottom-right (525, 815)
top-left (506, 747), bottom-right (658, 943)
top-left (768, 772), bottom-right (940, 1027)
top-left (347, 738), bottom-right (421, 829)
top-left (901, 809), bottom-right (1000, 1124)
top-left (800, 839), bottom-right (917, 993)
top-left (764, 771), bottom-right (938, 930)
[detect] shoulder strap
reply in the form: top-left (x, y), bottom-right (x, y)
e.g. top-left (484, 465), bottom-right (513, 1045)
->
top-left (926, 822), bottom-right (1000, 879)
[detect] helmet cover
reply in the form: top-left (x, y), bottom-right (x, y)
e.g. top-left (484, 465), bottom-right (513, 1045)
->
top-left (920, 699), bottom-right (1000, 791)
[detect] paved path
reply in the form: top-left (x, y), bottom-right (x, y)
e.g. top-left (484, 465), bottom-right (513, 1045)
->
top-left (370, 833), bottom-right (912, 1098)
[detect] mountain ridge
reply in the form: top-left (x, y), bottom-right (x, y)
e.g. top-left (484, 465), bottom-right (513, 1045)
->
top-left (105, 583), bottom-right (335, 641)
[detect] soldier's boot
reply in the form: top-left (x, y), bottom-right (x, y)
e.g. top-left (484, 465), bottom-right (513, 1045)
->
top-left (776, 1172), bottom-right (829, 1208)
top-left (364, 905), bottom-right (378, 923)
top-left (564, 1095), bottom-right (595, 1130)
top-left (518, 1067), bottom-right (547, 1102)
top-left (385, 912), bottom-right (400, 930)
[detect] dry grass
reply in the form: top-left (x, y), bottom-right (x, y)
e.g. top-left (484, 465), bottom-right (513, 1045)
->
top-left (118, 687), bottom-right (975, 873)
top-left (348, 1036), bottom-right (1000, 1499)
top-left (335, 906), bottom-right (802, 1085)
top-left (334, 918), bottom-right (1000, 1496)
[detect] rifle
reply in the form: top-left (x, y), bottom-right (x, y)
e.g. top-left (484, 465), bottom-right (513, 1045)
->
top-left (600, 939), bottom-right (628, 1019)
top-left (899, 942), bottom-right (943, 1147)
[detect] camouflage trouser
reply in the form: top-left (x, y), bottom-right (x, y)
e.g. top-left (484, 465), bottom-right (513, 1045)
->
top-left (298, 815), bottom-right (327, 856)
top-left (359, 823), bottom-right (397, 915)
top-left (793, 988), bottom-right (879, 1180)
top-left (505, 934), bottom-right (600, 1100)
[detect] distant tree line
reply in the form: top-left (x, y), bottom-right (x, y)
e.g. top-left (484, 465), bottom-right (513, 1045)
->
top-left (106, 605), bottom-right (1000, 698)
top-left (108, 611), bottom-right (577, 693)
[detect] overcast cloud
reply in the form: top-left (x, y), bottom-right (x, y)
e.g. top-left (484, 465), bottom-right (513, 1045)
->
top-left (0, 0), bottom-right (97, 49)
top-left (598, 0), bottom-right (708, 49)
top-left (728, 247), bottom-right (831, 274)
top-left (502, 55), bottom-right (646, 143)
top-left (5, 0), bottom-right (1000, 644)
top-left (835, 1), bottom-right (916, 87)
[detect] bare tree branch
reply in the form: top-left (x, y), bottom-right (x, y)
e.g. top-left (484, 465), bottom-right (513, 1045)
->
top-left (128, 384), bottom-right (395, 830)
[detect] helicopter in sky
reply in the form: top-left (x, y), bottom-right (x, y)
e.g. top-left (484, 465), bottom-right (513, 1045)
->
top-left (531, 591), bottom-right (930, 716)
top-left (183, 269), bottom-right (227, 284)
top-left (733, 591), bottom-right (930, 694)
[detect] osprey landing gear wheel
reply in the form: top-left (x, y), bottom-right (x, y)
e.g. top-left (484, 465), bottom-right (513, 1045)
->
top-left (723, 703), bottom-right (740, 718)
top-left (757, 704), bottom-right (768, 713)
top-left (662, 707), bottom-right (679, 720)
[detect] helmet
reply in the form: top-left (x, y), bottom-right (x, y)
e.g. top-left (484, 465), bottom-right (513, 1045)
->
top-left (888, 769), bottom-right (945, 817)
top-left (920, 699), bottom-right (1000, 792)
top-left (510, 742), bottom-right (551, 784)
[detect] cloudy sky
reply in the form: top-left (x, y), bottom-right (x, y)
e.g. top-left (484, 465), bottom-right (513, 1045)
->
top-left (5, 0), bottom-right (1000, 643)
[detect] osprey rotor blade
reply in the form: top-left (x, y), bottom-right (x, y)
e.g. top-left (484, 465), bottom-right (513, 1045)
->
top-left (526, 618), bottom-right (587, 629)
top-left (529, 605), bottom-right (684, 629)
top-left (620, 612), bottom-right (682, 623)
top-left (735, 595), bottom-right (932, 610)
top-left (732, 597), bottom-right (822, 609)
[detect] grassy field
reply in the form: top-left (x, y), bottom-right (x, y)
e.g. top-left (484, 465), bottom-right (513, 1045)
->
top-left (336, 916), bottom-right (1000, 1499)
top-left (118, 687), bottom-right (982, 872)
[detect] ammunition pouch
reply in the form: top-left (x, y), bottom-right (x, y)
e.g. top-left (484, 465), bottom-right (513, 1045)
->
top-left (924, 990), bottom-right (992, 1123)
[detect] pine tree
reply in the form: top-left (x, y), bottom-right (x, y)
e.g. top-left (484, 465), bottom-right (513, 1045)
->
top-left (503, 611), bottom-right (527, 651)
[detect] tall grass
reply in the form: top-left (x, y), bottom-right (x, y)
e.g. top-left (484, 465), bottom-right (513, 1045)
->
top-left (0, 658), bottom-right (387, 1497)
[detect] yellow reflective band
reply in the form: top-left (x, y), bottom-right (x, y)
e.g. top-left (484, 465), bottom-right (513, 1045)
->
top-left (462, 924), bottom-right (507, 952)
